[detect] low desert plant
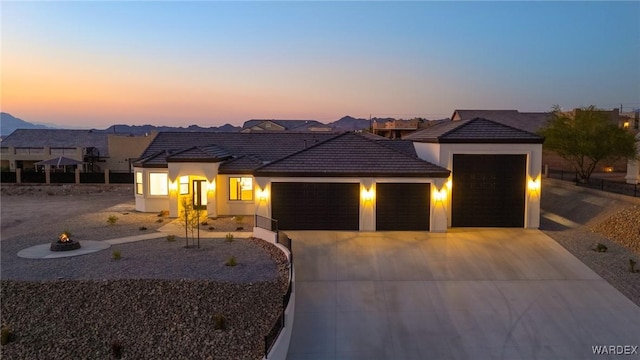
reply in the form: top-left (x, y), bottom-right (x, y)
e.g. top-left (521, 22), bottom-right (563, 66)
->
top-left (112, 249), bottom-right (122, 260)
top-left (157, 210), bottom-right (169, 217)
top-left (139, 226), bottom-right (147, 231)
top-left (111, 340), bottom-right (123, 359)
top-left (107, 215), bottom-right (118, 225)
top-left (1, 324), bottom-right (14, 346)
top-left (208, 226), bottom-right (215, 231)
top-left (201, 221), bottom-right (209, 226)
top-left (225, 256), bottom-right (237, 267)
top-left (234, 215), bottom-right (244, 223)
top-left (167, 234), bottom-right (176, 242)
top-left (156, 219), bottom-right (163, 223)
top-left (225, 233), bottom-right (234, 242)
top-left (594, 243), bottom-right (608, 252)
top-left (630, 259), bottom-right (639, 273)
top-left (213, 314), bottom-right (226, 330)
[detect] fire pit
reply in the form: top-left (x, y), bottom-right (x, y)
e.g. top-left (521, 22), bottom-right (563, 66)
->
top-left (50, 232), bottom-right (81, 252)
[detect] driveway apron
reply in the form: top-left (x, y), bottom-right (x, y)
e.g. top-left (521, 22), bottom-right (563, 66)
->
top-left (286, 229), bottom-right (640, 360)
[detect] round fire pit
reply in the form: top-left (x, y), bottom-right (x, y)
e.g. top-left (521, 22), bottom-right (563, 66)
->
top-left (51, 233), bottom-right (81, 252)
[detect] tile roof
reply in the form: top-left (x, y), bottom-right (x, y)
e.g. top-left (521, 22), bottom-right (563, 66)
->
top-left (219, 155), bottom-right (265, 174)
top-left (254, 132), bottom-right (450, 178)
top-left (134, 132), bottom-right (336, 167)
top-left (452, 110), bottom-right (550, 133)
top-left (166, 145), bottom-right (232, 163)
top-left (241, 119), bottom-right (331, 131)
top-left (404, 118), bottom-right (544, 144)
top-left (1, 129), bottom-right (110, 156)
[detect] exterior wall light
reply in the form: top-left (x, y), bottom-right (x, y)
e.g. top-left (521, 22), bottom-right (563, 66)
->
top-left (207, 180), bottom-right (216, 192)
top-left (528, 178), bottom-right (541, 194)
top-left (257, 188), bottom-right (269, 201)
top-left (433, 188), bottom-right (447, 202)
top-left (169, 180), bottom-right (178, 192)
top-left (361, 188), bottom-right (375, 202)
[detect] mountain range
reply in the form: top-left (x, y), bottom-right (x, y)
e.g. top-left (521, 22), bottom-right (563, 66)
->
top-left (1, 113), bottom-right (399, 137)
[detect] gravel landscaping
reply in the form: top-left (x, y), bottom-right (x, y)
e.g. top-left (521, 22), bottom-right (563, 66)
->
top-left (0, 184), bottom-right (289, 359)
top-left (541, 180), bottom-right (640, 307)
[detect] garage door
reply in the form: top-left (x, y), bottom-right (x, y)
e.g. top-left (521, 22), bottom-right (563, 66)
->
top-left (452, 154), bottom-right (526, 227)
top-left (271, 182), bottom-right (359, 230)
top-left (376, 183), bottom-right (430, 231)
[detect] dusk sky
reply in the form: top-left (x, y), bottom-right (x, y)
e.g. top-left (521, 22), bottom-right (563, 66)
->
top-left (2, 1), bottom-right (639, 129)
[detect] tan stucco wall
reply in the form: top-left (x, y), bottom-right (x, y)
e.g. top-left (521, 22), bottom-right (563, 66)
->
top-left (105, 133), bottom-right (156, 172)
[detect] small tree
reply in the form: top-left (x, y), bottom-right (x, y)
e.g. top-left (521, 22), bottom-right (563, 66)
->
top-left (539, 105), bottom-right (637, 181)
top-left (179, 196), bottom-right (207, 248)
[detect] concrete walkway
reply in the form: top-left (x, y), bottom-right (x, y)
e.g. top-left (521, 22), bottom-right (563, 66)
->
top-left (286, 229), bottom-right (640, 360)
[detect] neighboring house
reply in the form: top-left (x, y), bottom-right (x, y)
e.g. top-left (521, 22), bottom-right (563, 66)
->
top-left (372, 118), bottom-right (418, 139)
top-left (1, 129), bottom-right (108, 172)
top-left (0, 129), bottom-right (155, 172)
top-left (133, 121), bottom-right (544, 232)
top-left (451, 109), bottom-right (550, 134)
top-left (240, 119), bottom-right (333, 132)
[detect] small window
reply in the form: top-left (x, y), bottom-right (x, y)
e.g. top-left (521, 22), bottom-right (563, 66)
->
top-left (135, 172), bottom-right (143, 195)
top-left (229, 177), bottom-right (253, 201)
top-left (179, 176), bottom-right (189, 195)
top-left (149, 172), bottom-right (168, 196)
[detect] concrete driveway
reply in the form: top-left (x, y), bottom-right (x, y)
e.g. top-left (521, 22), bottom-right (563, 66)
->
top-left (286, 229), bottom-right (640, 360)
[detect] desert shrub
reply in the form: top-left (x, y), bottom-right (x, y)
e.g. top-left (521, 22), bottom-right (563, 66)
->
top-left (107, 215), bottom-right (118, 225)
top-left (167, 234), bottom-right (176, 242)
top-left (630, 259), bottom-right (639, 273)
top-left (201, 221), bottom-right (209, 226)
top-left (111, 340), bottom-right (123, 359)
top-left (213, 314), bottom-right (226, 330)
top-left (139, 226), bottom-right (147, 231)
top-left (112, 249), bottom-right (122, 260)
top-left (594, 243), bottom-right (608, 252)
top-left (156, 219), bottom-right (163, 223)
top-left (225, 233), bottom-right (234, 242)
top-left (208, 226), bottom-right (215, 231)
top-left (225, 256), bottom-right (237, 267)
top-left (1, 324), bottom-right (14, 346)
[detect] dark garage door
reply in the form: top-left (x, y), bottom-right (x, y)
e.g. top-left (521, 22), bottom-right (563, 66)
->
top-left (376, 183), bottom-right (430, 231)
top-left (452, 154), bottom-right (526, 227)
top-left (271, 182), bottom-right (359, 230)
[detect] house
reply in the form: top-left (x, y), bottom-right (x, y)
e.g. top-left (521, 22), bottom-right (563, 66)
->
top-left (451, 109), bottom-right (550, 134)
top-left (0, 129), bottom-right (155, 173)
top-left (133, 120), bottom-right (544, 232)
top-left (240, 119), bottom-right (333, 132)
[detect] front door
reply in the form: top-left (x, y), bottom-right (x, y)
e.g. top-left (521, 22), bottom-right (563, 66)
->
top-left (192, 180), bottom-right (207, 210)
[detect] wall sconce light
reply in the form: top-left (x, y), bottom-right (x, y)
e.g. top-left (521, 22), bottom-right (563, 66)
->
top-left (528, 178), bottom-right (540, 195)
top-left (361, 188), bottom-right (375, 202)
top-left (169, 181), bottom-right (178, 192)
top-left (257, 188), bottom-right (269, 201)
top-left (207, 180), bottom-right (216, 192)
top-left (433, 188), bottom-right (447, 203)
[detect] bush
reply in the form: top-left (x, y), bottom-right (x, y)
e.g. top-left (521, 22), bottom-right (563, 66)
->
top-left (594, 243), bottom-right (608, 252)
top-left (156, 219), bottom-right (164, 223)
top-left (1, 324), bottom-right (14, 346)
top-left (225, 256), bottom-right (237, 267)
top-left (111, 340), bottom-right (123, 359)
top-left (213, 314), bottom-right (226, 330)
top-left (107, 215), bottom-right (118, 225)
top-left (167, 235), bottom-right (176, 242)
top-left (225, 233), bottom-right (234, 242)
top-left (208, 226), bottom-right (215, 231)
top-left (112, 249), bottom-right (122, 260)
top-left (139, 226), bottom-right (147, 231)
top-left (630, 259), bottom-right (639, 273)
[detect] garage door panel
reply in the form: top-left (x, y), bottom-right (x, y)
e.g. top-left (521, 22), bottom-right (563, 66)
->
top-left (376, 183), bottom-right (430, 231)
top-left (452, 154), bottom-right (526, 227)
top-left (272, 182), bottom-right (359, 230)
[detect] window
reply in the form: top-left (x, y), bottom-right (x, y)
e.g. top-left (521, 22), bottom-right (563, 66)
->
top-left (229, 177), bottom-right (253, 201)
top-left (149, 172), bottom-right (168, 196)
top-left (179, 176), bottom-right (189, 195)
top-left (136, 172), bottom-right (143, 194)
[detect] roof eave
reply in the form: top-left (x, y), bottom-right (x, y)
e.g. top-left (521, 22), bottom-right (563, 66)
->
top-left (252, 171), bottom-right (451, 178)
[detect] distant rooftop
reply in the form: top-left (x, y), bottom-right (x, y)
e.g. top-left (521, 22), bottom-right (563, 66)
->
top-left (0, 129), bottom-right (110, 156)
top-left (452, 109), bottom-right (550, 133)
top-left (404, 117), bottom-right (545, 144)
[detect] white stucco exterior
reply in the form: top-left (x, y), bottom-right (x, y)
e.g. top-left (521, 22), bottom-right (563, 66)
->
top-left (413, 142), bottom-right (543, 229)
